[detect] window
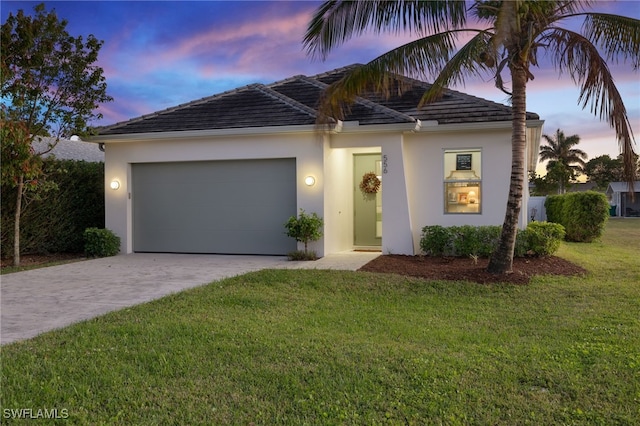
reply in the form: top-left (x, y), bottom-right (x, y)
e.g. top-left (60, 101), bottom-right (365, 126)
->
top-left (444, 149), bottom-right (481, 214)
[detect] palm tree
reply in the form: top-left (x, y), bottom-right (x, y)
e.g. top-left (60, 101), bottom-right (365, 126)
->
top-left (539, 129), bottom-right (588, 193)
top-left (304, 0), bottom-right (638, 274)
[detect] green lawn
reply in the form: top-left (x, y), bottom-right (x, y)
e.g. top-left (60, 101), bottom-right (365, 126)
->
top-left (1, 220), bottom-right (639, 425)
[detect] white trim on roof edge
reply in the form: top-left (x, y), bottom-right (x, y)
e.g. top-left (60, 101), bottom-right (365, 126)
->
top-left (91, 119), bottom-right (544, 146)
top-left (90, 124), bottom-right (325, 143)
top-left (89, 120), bottom-right (423, 143)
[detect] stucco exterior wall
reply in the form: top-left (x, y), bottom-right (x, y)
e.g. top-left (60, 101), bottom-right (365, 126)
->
top-left (102, 122), bottom-right (537, 257)
top-left (104, 132), bottom-right (326, 255)
top-left (403, 126), bottom-right (530, 254)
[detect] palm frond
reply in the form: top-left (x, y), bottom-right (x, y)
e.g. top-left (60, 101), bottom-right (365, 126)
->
top-left (304, 0), bottom-right (467, 59)
top-left (581, 13), bottom-right (640, 70)
top-left (420, 30), bottom-right (495, 107)
top-left (543, 27), bottom-right (637, 184)
top-left (314, 30), bottom-right (462, 124)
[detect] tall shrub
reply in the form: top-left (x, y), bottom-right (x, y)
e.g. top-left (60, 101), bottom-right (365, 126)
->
top-left (1, 159), bottom-right (105, 256)
top-left (545, 195), bottom-right (564, 224)
top-left (562, 191), bottom-right (609, 242)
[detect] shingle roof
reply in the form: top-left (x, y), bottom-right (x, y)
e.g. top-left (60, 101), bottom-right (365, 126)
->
top-left (32, 136), bottom-right (104, 162)
top-left (607, 182), bottom-right (638, 193)
top-left (97, 64), bottom-right (539, 136)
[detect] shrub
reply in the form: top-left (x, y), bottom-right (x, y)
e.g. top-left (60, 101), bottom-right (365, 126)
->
top-left (562, 192), bottom-right (609, 242)
top-left (420, 223), bottom-right (561, 258)
top-left (84, 228), bottom-right (120, 258)
top-left (287, 249), bottom-right (318, 261)
top-left (524, 221), bottom-right (565, 256)
top-left (545, 192), bottom-right (609, 242)
top-left (1, 159), bottom-right (105, 256)
top-left (451, 225), bottom-right (479, 257)
top-left (545, 195), bottom-right (564, 224)
top-left (419, 225), bottom-right (454, 256)
top-left (284, 209), bottom-right (323, 256)
top-left (421, 225), bottom-right (505, 257)
top-left (473, 226), bottom-right (503, 257)
top-left (513, 229), bottom-right (530, 258)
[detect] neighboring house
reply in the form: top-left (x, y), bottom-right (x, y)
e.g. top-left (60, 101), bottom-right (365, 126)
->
top-left (567, 181), bottom-right (598, 192)
top-left (606, 182), bottom-right (640, 217)
top-left (32, 136), bottom-right (105, 162)
top-left (91, 64), bottom-right (543, 256)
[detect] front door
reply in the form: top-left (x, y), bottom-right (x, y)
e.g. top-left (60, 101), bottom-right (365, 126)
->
top-left (354, 154), bottom-right (382, 247)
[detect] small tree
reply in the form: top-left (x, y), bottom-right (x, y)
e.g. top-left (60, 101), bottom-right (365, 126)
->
top-left (1, 3), bottom-right (112, 265)
top-left (284, 209), bottom-right (324, 258)
top-left (0, 116), bottom-right (58, 263)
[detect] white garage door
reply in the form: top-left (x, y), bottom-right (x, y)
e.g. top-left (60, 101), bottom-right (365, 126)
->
top-left (132, 158), bottom-right (297, 255)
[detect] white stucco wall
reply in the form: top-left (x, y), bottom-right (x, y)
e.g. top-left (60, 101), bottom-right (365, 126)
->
top-left (403, 125), bottom-right (532, 254)
top-left (103, 131), bottom-right (326, 255)
top-left (101, 121), bottom-right (540, 257)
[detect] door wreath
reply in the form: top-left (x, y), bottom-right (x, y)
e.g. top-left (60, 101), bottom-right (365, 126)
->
top-left (359, 172), bottom-right (381, 194)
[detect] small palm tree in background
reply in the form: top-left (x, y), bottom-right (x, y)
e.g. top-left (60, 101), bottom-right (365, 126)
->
top-left (539, 129), bottom-right (588, 194)
top-left (304, 0), bottom-right (639, 274)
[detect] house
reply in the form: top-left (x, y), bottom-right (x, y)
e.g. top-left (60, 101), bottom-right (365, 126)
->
top-left (606, 182), bottom-right (640, 217)
top-left (32, 136), bottom-right (105, 162)
top-left (91, 65), bottom-right (543, 256)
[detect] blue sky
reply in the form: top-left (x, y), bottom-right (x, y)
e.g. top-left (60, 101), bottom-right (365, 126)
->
top-left (2, 1), bottom-right (639, 162)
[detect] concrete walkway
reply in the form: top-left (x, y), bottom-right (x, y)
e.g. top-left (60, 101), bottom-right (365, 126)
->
top-left (0, 251), bottom-right (379, 345)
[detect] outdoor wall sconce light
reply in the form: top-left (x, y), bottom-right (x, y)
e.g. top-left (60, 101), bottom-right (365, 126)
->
top-left (110, 179), bottom-right (121, 190)
top-left (304, 176), bottom-right (316, 186)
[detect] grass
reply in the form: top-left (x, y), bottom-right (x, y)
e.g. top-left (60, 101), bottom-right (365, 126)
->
top-left (1, 220), bottom-right (639, 424)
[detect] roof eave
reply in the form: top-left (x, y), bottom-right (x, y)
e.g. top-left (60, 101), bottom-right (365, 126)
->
top-left (89, 124), bottom-right (330, 143)
top-left (338, 120), bottom-right (425, 134)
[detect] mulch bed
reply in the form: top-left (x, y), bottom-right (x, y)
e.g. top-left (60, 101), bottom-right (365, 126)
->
top-left (359, 254), bottom-right (587, 284)
top-left (1, 253), bottom-right (85, 269)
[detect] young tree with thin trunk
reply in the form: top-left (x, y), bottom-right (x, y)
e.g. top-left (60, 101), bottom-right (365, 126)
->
top-left (1, 3), bottom-right (112, 266)
top-left (303, 0), bottom-right (639, 274)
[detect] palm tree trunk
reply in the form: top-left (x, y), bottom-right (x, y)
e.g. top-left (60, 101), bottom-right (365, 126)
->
top-left (13, 175), bottom-right (24, 267)
top-left (487, 66), bottom-right (528, 274)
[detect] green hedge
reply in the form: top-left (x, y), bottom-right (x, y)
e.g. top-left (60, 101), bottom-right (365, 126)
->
top-left (84, 227), bottom-right (120, 258)
top-left (544, 195), bottom-right (564, 224)
top-left (1, 159), bottom-right (105, 256)
top-left (525, 221), bottom-right (566, 255)
top-left (420, 222), bottom-right (565, 258)
top-left (544, 191), bottom-right (609, 242)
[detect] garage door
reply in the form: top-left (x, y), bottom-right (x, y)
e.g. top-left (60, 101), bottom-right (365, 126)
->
top-left (132, 159), bottom-right (297, 255)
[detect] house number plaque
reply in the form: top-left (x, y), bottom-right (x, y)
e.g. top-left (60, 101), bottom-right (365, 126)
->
top-left (382, 154), bottom-right (388, 174)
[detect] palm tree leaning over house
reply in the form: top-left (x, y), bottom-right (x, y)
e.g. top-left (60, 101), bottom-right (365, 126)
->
top-left (539, 129), bottom-right (588, 193)
top-left (304, 0), bottom-right (639, 274)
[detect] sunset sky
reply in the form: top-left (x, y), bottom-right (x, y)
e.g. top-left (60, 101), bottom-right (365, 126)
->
top-left (3, 1), bottom-right (639, 164)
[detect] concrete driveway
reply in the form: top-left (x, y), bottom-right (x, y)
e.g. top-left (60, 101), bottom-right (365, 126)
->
top-left (1, 251), bottom-right (379, 345)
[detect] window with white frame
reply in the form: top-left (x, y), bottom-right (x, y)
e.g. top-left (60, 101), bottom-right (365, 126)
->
top-left (444, 149), bottom-right (481, 214)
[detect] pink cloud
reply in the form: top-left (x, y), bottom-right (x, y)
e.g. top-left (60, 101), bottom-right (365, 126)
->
top-left (157, 10), bottom-right (311, 70)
